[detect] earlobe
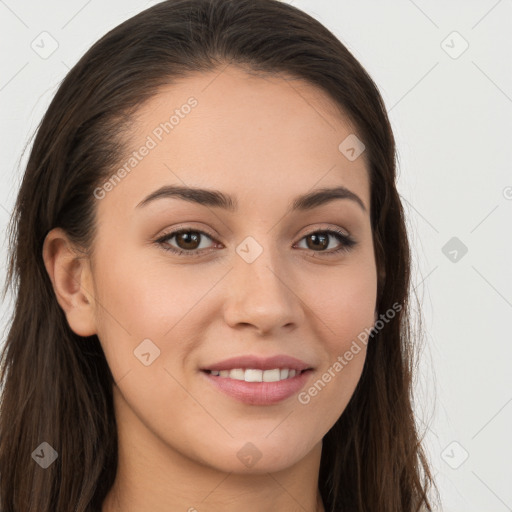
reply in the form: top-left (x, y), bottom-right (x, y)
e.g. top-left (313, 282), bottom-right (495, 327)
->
top-left (42, 228), bottom-right (97, 337)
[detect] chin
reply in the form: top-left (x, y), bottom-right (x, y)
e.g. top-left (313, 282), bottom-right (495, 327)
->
top-left (194, 436), bottom-right (317, 475)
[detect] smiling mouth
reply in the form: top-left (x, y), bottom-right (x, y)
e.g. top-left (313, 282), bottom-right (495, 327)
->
top-left (202, 368), bottom-right (311, 382)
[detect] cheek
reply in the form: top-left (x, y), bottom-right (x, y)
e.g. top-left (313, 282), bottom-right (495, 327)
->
top-left (297, 260), bottom-right (375, 409)
top-left (90, 246), bottom-right (186, 378)
top-left (294, 344), bottom-right (367, 446)
top-left (93, 239), bottom-right (195, 322)
top-left (294, 274), bottom-right (374, 430)
top-left (300, 255), bottom-right (377, 348)
top-left (91, 242), bottom-right (231, 388)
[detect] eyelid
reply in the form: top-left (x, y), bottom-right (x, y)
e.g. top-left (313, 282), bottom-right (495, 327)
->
top-left (155, 223), bottom-right (218, 243)
top-left (296, 223), bottom-right (350, 238)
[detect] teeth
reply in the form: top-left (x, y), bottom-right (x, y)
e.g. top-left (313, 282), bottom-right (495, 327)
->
top-left (262, 369), bottom-right (280, 382)
top-left (245, 369), bottom-right (263, 382)
top-left (208, 368), bottom-right (303, 382)
top-left (229, 368), bottom-right (245, 380)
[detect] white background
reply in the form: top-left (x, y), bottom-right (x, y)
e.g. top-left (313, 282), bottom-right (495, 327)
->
top-left (1, 1), bottom-right (511, 510)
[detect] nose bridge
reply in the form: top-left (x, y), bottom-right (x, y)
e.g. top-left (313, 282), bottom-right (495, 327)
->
top-left (235, 233), bottom-right (289, 300)
top-left (223, 233), bottom-right (302, 332)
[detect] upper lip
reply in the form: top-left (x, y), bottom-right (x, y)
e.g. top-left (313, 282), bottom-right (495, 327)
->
top-left (201, 354), bottom-right (314, 372)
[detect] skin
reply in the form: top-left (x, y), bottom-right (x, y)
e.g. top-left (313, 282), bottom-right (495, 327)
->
top-left (43, 65), bottom-right (378, 512)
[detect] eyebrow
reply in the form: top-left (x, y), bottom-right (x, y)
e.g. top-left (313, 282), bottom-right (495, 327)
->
top-left (136, 184), bottom-right (367, 213)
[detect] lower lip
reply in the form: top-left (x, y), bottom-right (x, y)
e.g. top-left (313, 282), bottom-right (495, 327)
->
top-left (201, 369), bottom-right (313, 405)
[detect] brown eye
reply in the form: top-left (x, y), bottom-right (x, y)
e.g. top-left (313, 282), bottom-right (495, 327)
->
top-left (296, 229), bottom-right (356, 254)
top-left (175, 231), bottom-right (202, 250)
top-left (305, 232), bottom-right (329, 251)
top-left (157, 229), bottom-right (217, 255)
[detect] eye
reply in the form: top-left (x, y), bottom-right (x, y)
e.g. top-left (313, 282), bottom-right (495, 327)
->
top-left (156, 228), bottom-right (217, 257)
top-left (155, 227), bottom-right (357, 257)
top-left (294, 228), bottom-right (357, 255)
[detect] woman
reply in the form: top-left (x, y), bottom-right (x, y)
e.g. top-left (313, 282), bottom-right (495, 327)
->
top-left (0, 0), bottom-right (438, 510)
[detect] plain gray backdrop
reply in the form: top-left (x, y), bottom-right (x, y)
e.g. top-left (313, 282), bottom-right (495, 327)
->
top-left (1, 1), bottom-right (511, 510)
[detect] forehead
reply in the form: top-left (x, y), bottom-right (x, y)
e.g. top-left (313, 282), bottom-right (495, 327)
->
top-left (99, 65), bottom-right (370, 215)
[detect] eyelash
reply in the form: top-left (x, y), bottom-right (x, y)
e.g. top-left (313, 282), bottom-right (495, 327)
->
top-left (155, 226), bottom-right (357, 258)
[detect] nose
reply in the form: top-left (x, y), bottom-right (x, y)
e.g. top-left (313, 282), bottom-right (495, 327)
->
top-left (222, 240), bottom-right (304, 336)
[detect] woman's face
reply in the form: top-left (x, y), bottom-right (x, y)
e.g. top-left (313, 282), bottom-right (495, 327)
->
top-left (82, 66), bottom-right (377, 473)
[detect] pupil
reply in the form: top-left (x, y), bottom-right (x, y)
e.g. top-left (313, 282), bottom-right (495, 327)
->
top-left (178, 232), bottom-right (199, 249)
top-left (308, 233), bottom-right (327, 250)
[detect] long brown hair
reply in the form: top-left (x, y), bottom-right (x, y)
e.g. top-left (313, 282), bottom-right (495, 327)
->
top-left (0, 0), bottom-right (438, 510)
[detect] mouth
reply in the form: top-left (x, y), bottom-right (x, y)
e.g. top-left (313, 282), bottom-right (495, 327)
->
top-left (199, 354), bottom-right (315, 405)
top-left (202, 368), bottom-right (312, 382)
top-left (200, 367), bottom-right (314, 405)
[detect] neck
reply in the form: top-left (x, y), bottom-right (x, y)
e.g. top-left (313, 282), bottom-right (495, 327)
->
top-left (104, 483), bottom-right (326, 512)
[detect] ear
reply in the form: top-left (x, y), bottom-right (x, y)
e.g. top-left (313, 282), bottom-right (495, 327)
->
top-left (42, 227), bottom-right (97, 337)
